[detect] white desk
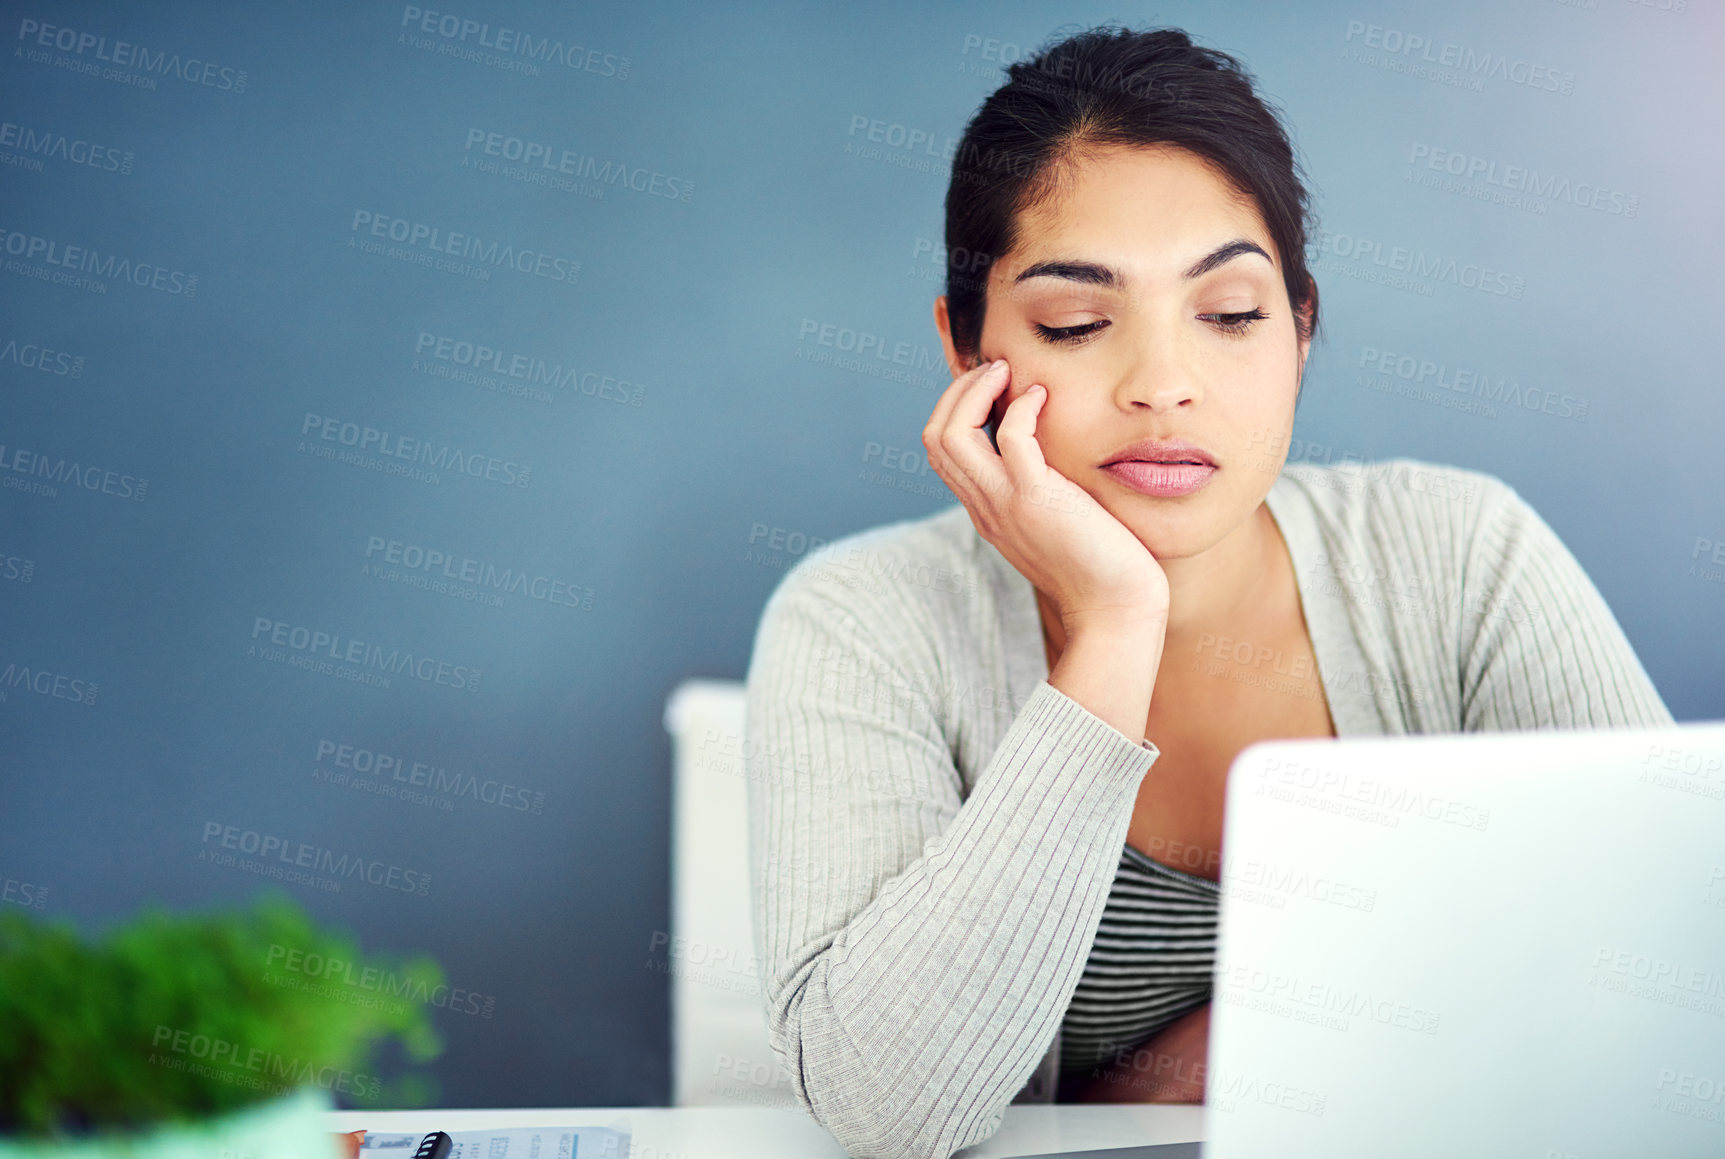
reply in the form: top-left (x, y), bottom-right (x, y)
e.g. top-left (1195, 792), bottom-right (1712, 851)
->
top-left (328, 1105), bottom-right (1205, 1158)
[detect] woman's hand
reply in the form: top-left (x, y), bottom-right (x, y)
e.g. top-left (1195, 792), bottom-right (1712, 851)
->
top-left (921, 359), bottom-right (1169, 635)
top-left (1073, 1003), bottom-right (1211, 1103)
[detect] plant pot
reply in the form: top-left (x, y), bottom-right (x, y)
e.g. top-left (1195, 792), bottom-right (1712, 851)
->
top-left (0, 1088), bottom-right (339, 1159)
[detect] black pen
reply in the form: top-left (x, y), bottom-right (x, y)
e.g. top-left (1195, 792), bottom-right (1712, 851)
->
top-left (414, 1132), bottom-right (453, 1159)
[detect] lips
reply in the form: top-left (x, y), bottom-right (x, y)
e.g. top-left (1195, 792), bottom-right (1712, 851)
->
top-left (1103, 460), bottom-right (1215, 498)
top-left (1102, 438), bottom-right (1217, 469)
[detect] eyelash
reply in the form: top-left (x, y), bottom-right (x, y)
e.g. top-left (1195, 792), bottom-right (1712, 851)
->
top-left (1033, 309), bottom-right (1268, 345)
top-left (1033, 321), bottom-right (1108, 344)
top-left (1203, 308), bottom-right (1268, 336)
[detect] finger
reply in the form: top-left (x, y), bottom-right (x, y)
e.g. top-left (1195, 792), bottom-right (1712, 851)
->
top-left (926, 360), bottom-right (1009, 500)
top-left (951, 374), bottom-right (1045, 505)
top-left (922, 358), bottom-right (999, 448)
top-left (922, 361), bottom-right (996, 490)
top-left (938, 384), bottom-right (1014, 503)
top-left (937, 360), bottom-right (1014, 480)
top-left (992, 382), bottom-right (1051, 481)
top-left (949, 357), bottom-right (1011, 433)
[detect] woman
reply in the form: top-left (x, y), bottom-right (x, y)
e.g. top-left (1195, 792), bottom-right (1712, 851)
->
top-left (744, 25), bottom-right (1669, 1159)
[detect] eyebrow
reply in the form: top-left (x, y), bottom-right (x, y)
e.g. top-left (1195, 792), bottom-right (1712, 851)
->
top-left (1183, 238), bottom-right (1272, 279)
top-left (1013, 238), bottom-right (1273, 289)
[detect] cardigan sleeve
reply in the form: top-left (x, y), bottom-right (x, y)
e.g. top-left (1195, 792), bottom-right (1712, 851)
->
top-left (1458, 477), bottom-right (1673, 730)
top-left (744, 564), bottom-right (1156, 1159)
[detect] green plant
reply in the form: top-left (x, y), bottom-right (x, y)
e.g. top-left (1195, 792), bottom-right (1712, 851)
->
top-left (0, 892), bottom-right (444, 1138)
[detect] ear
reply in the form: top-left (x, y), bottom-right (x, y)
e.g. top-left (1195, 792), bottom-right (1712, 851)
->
top-left (1295, 275), bottom-right (1317, 375)
top-left (933, 296), bottom-right (978, 381)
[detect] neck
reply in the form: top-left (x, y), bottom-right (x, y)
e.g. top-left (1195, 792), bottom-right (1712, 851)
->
top-left (1038, 502), bottom-right (1285, 663)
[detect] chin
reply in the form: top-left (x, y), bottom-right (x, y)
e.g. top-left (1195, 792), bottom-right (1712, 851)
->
top-left (1115, 512), bottom-right (1217, 560)
top-left (1103, 492), bottom-right (1243, 561)
top-left (1128, 531), bottom-right (1211, 561)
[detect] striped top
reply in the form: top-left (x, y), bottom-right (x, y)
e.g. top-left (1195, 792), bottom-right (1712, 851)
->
top-left (744, 459), bottom-right (1672, 1159)
top-left (1055, 845), bottom-right (1220, 1088)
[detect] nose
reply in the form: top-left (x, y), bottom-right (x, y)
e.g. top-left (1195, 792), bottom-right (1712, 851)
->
top-left (1112, 323), bottom-right (1204, 413)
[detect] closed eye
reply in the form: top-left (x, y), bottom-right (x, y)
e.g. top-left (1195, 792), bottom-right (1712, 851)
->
top-left (1034, 320), bottom-right (1109, 345)
top-left (1037, 310), bottom-right (1266, 344)
top-left (1201, 309), bottom-right (1267, 335)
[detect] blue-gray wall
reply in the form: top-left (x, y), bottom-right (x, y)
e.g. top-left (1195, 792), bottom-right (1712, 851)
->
top-left (3, 0), bottom-right (1720, 1107)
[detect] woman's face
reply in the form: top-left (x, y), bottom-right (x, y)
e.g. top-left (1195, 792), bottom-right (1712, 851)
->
top-left (962, 143), bottom-right (1308, 561)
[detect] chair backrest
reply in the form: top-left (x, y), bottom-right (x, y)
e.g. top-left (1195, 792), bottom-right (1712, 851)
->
top-left (661, 678), bottom-right (796, 1109)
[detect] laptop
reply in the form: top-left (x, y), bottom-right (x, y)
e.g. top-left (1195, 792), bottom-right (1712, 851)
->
top-left (1005, 721), bottom-right (1725, 1159)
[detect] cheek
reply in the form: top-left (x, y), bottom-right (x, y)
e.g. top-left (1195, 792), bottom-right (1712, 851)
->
top-left (1227, 346), bottom-right (1301, 468)
top-left (1023, 383), bottom-right (1092, 470)
top-left (1230, 338), bottom-right (1301, 406)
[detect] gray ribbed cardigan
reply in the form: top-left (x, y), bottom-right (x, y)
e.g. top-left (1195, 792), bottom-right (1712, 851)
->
top-left (742, 458), bottom-right (1671, 1159)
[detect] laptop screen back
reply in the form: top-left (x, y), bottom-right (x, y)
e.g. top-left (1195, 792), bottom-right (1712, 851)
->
top-left (1204, 723), bottom-right (1725, 1159)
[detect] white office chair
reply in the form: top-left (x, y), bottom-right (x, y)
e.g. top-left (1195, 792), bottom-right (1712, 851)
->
top-left (662, 678), bottom-right (797, 1108)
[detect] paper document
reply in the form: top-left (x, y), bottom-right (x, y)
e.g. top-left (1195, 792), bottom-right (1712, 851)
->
top-left (361, 1127), bottom-right (632, 1159)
